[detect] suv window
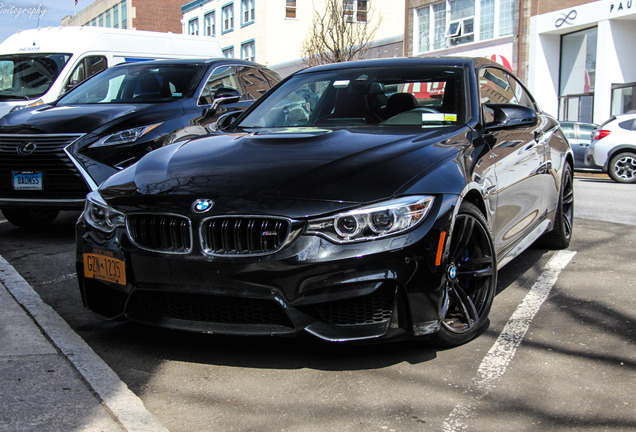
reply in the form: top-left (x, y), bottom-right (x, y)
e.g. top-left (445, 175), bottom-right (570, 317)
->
top-left (199, 66), bottom-right (240, 105)
top-left (237, 66), bottom-right (271, 100)
top-left (618, 118), bottom-right (636, 130)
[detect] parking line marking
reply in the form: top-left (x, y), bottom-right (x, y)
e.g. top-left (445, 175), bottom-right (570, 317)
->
top-left (442, 249), bottom-right (577, 432)
top-left (0, 254), bottom-right (170, 432)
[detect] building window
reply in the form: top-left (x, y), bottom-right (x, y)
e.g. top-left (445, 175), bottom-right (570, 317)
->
top-left (105, 11), bottom-right (111, 27)
top-left (414, 0), bottom-right (515, 54)
top-left (286, 0), bottom-right (296, 18)
top-left (222, 46), bottom-right (235, 58)
top-left (241, 40), bottom-right (255, 62)
top-left (91, 18), bottom-right (97, 26)
top-left (113, 5), bottom-right (119, 28)
top-left (188, 18), bottom-right (200, 35)
top-left (242, 0), bottom-right (255, 26)
top-left (344, 0), bottom-right (368, 23)
top-left (222, 3), bottom-right (235, 33)
top-left (498, 0), bottom-right (515, 37)
top-left (204, 12), bottom-right (216, 36)
top-left (98, 14), bottom-right (104, 27)
top-left (612, 83), bottom-right (636, 116)
top-left (121, 0), bottom-right (127, 29)
top-left (559, 27), bottom-right (597, 123)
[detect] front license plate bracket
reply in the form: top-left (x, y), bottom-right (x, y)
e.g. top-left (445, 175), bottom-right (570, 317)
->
top-left (83, 248), bottom-right (127, 286)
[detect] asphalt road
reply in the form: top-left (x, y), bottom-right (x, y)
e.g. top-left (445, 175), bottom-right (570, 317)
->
top-left (0, 173), bottom-right (634, 431)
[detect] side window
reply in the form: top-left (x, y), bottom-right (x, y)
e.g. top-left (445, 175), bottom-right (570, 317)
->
top-left (66, 55), bottom-right (107, 90)
top-left (479, 66), bottom-right (535, 123)
top-left (236, 66), bottom-right (271, 100)
top-left (479, 67), bottom-right (514, 105)
top-left (505, 74), bottom-right (535, 110)
top-left (618, 119), bottom-right (635, 130)
top-left (198, 66), bottom-right (240, 105)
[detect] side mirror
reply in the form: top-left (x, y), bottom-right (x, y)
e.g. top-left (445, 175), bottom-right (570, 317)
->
top-left (484, 103), bottom-right (538, 132)
top-left (212, 110), bottom-right (242, 132)
top-left (211, 87), bottom-right (241, 111)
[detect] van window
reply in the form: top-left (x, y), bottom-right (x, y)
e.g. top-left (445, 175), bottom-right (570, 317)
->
top-left (65, 55), bottom-right (108, 91)
top-left (0, 53), bottom-right (71, 100)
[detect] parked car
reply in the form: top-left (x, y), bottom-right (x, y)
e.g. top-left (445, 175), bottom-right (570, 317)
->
top-left (586, 112), bottom-right (636, 183)
top-left (0, 58), bottom-right (281, 227)
top-left (76, 57), bottom-right (574, 347)
top-left (559, 121), bottom-right (598, 170)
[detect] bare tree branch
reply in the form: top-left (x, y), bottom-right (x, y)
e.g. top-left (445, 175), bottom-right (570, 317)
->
top-left (301, 0), bottom-right (382, 68)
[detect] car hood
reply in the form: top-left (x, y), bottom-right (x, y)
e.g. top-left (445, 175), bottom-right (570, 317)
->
top-left (0, 102), bottom-right (184, 135)
top-left (101, 127), bottom-right (468, 215)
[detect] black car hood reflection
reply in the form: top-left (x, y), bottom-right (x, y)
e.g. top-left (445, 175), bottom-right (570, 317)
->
top-left (101, 126), bottom-right (467, 206)
top-left (0, 102), bottom-right (183, 135)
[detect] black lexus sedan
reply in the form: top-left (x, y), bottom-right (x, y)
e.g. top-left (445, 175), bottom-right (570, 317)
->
top-left (0, 58), bottom-right (280, 227)
top-left (76, 57), bottom-right (574, 347)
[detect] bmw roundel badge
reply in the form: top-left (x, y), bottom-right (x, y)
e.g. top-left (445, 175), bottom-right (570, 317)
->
top-left (192, 198), bottom-right (214, 213)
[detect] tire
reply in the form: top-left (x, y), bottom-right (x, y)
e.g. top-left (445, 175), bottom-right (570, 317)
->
top-left (538, 163), bottom-right (574, 249)
top-left (608, 151), bottom-right (636, 183)
top-left (1, 208), bottom-right (59, 228)
top-left (430, 202), bottom-right (497, 347)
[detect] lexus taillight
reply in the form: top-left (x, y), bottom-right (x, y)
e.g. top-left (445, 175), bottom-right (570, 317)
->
top-left (594, 130), bottom-right (611, 140)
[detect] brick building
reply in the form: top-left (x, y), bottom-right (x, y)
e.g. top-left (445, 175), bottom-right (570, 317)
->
top-left (61, 0), bottom-right (185, 33)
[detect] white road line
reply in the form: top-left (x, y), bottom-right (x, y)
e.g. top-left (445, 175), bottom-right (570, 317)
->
top-left (39, 272), bottom-right (76, 285)
top-left (0, 254), bottom-right (169, 432)
top-left (442, 249), bottom-right (577, 432)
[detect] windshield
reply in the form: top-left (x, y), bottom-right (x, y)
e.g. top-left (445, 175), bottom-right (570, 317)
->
top-left (239, 65), bottom-right (465, 129)
top-left (0, 53), bottom-right (71, 100)
top-left (57, 63), bottom-right (205, 105)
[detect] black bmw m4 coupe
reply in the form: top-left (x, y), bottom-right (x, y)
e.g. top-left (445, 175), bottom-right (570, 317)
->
top-left (76, 57), bottom-right (574, 347)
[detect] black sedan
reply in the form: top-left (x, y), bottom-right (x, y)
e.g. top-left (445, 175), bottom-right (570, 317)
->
top-left (76, 57), bottom-right (574, 347)
top-left (0, 58), bottom-right (280, 227)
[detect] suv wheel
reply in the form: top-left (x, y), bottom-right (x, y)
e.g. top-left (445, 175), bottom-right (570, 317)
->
top-left (1, 209), bottom-right (60, 228)
top-left (608, 151), bottom-right (636, 183)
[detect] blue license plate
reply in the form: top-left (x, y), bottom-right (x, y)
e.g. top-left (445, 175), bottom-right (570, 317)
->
top-left (12, 171), bottom-right (43, 191)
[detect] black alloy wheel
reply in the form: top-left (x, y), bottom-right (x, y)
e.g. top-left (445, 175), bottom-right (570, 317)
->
top-left (608, 152), bottom-right (636, 183)
top-left (431, 202), bottom-right (497, 347)
top-left (537, 162), bottom-right (574, 249)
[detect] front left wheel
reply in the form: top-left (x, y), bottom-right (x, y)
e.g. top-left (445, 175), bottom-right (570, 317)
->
top-left (430, 202), bottom-right (497, 347)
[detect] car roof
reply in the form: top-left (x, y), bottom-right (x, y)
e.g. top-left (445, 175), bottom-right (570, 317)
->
top-left (111, 58), bottom-right (264, 68)
top-left (296, 57), bottom-right (482, 75)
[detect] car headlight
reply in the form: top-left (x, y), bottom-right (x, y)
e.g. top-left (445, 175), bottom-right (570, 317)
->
top-left (89, 123), bottom-right (162, 148)
top-left (306, 196), bottom-right (434, 243)
top-left (83, 191), bottom-right (125, 233)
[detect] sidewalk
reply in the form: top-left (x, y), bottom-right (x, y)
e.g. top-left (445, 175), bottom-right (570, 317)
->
top-left (0, 256), bottom-right (169, 432)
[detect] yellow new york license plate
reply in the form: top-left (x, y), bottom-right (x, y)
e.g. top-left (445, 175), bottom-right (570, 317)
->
top-left (83, 249), bottom-right (126, 286)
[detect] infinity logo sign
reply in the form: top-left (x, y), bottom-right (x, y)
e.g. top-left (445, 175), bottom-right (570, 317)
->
top-left (555, 10), bottom-right (577, 27)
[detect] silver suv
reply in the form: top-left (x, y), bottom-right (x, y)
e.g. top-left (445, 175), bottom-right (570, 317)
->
top-left (586, 113), bottom-right (636, 183)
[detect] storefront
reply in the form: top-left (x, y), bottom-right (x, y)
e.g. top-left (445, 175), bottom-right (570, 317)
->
top-left (528, 0), bottom-right (636, 124)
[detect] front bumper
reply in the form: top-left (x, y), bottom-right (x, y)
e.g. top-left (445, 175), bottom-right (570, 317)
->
top-left (75, 196), bottom-right (456, 342)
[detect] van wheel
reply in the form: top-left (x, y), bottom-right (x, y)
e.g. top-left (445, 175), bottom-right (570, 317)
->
top-left (608, 152), bottom-right (636, 183)
top-left (1, 209), bottom-right (59, 228)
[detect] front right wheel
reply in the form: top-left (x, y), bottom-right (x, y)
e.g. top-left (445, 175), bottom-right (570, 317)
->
top-left (1, 208), bottom-right (60, 228)
top-left (430, 202), bottom-right (497, 347)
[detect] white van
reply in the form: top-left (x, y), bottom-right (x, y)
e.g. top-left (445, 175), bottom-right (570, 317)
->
top-left (0, 26), bottom-right (223, 118)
